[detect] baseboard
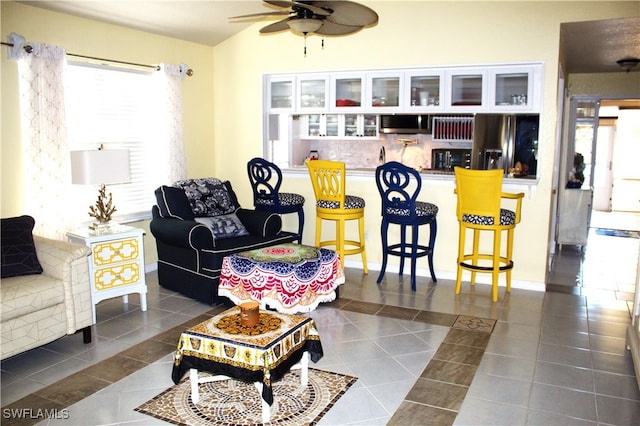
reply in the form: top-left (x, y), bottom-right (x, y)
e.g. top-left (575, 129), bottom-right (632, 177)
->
top-left (626, 324), bottom-right (640, 392)
top-left (145, 262), bottom-right (158, 273)
top-left (342, 259), bottom-right (545, 292)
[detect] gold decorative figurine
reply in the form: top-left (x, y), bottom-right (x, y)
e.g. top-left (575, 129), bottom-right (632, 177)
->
top-left (88, 184), bottom-right (117, 231)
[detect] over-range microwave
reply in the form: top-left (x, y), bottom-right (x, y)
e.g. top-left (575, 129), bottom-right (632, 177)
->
top-left (379, 114), bottom-right (431, 134)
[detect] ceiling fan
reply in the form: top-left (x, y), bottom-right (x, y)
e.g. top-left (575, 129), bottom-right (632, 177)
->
top-left (230, 1), bottom-right (378, 55)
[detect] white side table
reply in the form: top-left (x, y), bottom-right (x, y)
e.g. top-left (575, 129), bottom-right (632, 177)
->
top-left (67, 225), bottom-right (147, 323)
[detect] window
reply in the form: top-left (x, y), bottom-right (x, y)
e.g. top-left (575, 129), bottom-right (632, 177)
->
top-left (66, 63), bottom-right (158, 223)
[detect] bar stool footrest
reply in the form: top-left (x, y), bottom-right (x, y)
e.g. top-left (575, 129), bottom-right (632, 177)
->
top-left (386, 243), bottom-right (433, 259)
top-left (459, 260), bottom-right (514, 272)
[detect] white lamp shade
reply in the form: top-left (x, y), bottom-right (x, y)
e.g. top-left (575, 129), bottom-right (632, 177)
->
top-left (70, 149), bottom-right (131, 185)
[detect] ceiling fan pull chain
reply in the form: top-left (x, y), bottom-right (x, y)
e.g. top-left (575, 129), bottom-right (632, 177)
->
top-left (304, 34), bottom-right (308, 57)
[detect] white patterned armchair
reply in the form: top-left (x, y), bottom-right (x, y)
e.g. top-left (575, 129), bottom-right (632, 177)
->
top-left (1, 233), bottom-right (94, 360)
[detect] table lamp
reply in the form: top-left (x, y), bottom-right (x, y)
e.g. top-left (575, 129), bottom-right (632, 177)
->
top-left (70, 145), bottom-right (131, 231)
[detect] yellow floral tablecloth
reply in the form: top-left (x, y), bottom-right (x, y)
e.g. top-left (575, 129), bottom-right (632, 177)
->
top-left (172, 306), bottom-right (323, 405)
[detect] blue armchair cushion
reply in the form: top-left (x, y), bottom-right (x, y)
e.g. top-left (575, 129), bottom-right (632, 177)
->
top-left (155, 186), bottom-right (195, 221)
top-left (1, 215), bottom-right (43, 278)
top-left (195, 213), bottom-right (250, 240)
top-left (173, 178), bottom-right (240, 217)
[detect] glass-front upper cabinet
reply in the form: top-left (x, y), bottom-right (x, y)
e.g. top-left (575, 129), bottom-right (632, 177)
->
top-left (267, 75), bottom-right (295, 111)
top-left (405, 70), bottom-right (444, 111)
top-left (304, 114), bottom-right (339, 138)
top-left (297, 75), bottom-right (329, 112)
top-left (343, 114), bottom-right (379, 138)
top-left (446, 69), bottom-right (486, 111)
top-left (331, 73), bottom-right (364, 112)
top-left (489, 65), bottom-right (541, 112)
top-left (367, 72), bottom-right (402, 113)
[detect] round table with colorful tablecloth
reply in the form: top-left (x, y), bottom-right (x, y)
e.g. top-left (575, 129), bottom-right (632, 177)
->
top-left (218, 243), bottom-right (344, 314)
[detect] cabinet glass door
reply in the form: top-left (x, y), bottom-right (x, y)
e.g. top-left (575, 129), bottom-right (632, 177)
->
top-left (494, 72), bottom-right (529, 107)
top-left (333, 76), bottom-right (363, 110)
top-left (307, 114), bottom-right (321, 137)
top-left (409, 75), bottom-right (441, 107)
top-left (450, 73), bottom-right (483, 107)
top-left (344, 114), bottom-right (358, 137)
top-left (344, 114), bottom-right (378, 137)
top-left (370, 76), bottom-right (400, 108)
top-left (299, 78), bottom-right (327, 110)
top-left (270, 80), bottom-right (292, 110)
top-left (363, 114), bottom-right (378, 137)
top-left (325, 115), bottom-right (339, 137)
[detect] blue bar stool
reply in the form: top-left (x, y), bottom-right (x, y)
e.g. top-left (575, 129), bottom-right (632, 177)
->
top-left (375, 161), bottom-right (438, 290)
top-left (247, 157), bottom-right (305, 243)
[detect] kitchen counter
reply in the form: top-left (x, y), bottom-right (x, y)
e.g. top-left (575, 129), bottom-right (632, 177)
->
top-left (286, 165), bottom-right (539, 188)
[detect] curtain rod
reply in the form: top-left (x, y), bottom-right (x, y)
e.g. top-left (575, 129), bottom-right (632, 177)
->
top-left (1, 41), bottom-right (193, 76)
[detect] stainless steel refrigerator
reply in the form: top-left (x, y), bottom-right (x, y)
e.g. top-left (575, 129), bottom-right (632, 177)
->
top-left (471, 114), bottom-right (539, 176)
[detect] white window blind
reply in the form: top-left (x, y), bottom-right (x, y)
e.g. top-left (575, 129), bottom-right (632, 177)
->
top-left (66, 63), bottom-right (159, 223)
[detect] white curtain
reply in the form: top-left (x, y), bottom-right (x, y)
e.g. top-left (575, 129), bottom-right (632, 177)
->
top-left (151, 63), bottom-right (188, 184)
top-left (13, 37), bottom-right (71, 239)
top-left (11, 32), bottom-right (188, 236)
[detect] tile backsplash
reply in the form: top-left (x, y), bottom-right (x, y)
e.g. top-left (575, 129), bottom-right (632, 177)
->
top-left (299, 134), bottom-right (472, 170)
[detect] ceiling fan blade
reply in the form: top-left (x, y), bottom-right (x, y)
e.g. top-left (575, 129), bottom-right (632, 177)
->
top-left (264, 0), bottom-right (330, 16)
top-left (313, 1), bottom-right (378, 27)
top-left (229, 11), bottom-right (290, 19)
top-left (260, 18), bottom-right (293, 34)
top-left (314, 21), bottom-right (362, 36)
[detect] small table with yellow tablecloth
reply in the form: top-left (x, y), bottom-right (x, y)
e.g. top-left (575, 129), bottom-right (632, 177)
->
top-left (171, 306), bottom-right (323, 423)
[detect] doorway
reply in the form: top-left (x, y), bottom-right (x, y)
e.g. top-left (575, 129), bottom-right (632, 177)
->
top-left (547, 97), bottom-right (640, 295)
top-left (592, 100), bottom-right (640, 218)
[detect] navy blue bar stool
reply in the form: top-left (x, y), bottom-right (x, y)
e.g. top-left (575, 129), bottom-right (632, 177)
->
top-left (247, 157), bottom-right (305, 243)
top-left (375, 161), bottom-right (438, 290)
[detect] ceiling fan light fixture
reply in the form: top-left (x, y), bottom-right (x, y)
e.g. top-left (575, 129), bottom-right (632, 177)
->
top-left (616, 57), bottom-right (640, 72)
top-left (287, 18), bottom-right (323, 34)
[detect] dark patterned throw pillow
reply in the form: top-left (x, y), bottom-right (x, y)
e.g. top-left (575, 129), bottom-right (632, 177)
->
top-left (173, 178), bottom-right (240, 217)
top-left (1, 215), bottom-right (44, 278)
top-left (195, 214), bottom-right (250, 240)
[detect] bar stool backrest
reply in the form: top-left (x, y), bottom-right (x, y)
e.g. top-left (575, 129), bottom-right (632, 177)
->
top-left (376, 161), bottom-right (423, 224)
top-left (247, 157), bottom-right (283, 208)
top-left (454, 167), bottom-right (503, 225)
top-left (306, 160), bottom-right (346, 209)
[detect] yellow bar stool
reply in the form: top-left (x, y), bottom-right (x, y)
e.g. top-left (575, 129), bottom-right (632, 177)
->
top-left (453, 167), bottom-right (524, 302)
top-left (306, 160), bottom-right (368, 274)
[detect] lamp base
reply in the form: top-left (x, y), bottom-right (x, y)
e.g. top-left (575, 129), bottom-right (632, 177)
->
top-left (89, 221), bottom-right (118, 234)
